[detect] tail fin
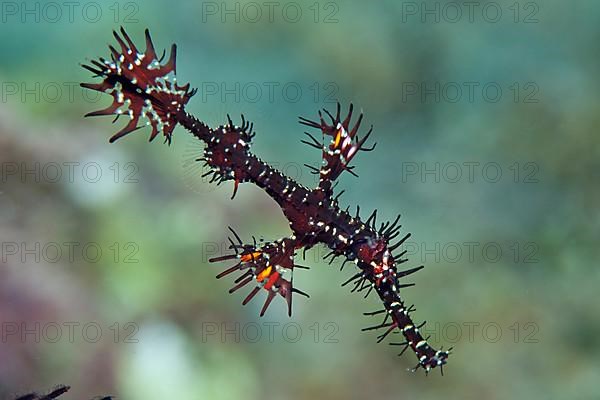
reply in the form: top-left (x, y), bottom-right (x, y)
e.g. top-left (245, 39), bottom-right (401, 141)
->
top-left (81, 27), bottom-right (196, 144)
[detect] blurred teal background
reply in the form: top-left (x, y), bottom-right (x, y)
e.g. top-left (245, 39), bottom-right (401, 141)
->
top-left (0, 0), bottom-right (599, 399)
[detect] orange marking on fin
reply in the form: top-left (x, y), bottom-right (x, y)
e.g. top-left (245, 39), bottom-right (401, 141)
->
top-left (256, 265), bottom-right (272, 282)
top-left (241, 251), bottom-right (262, 263)
top-left (334, 128), bottom-right (342, 147)
top-left (264, 271), bottom-right (280, 290)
